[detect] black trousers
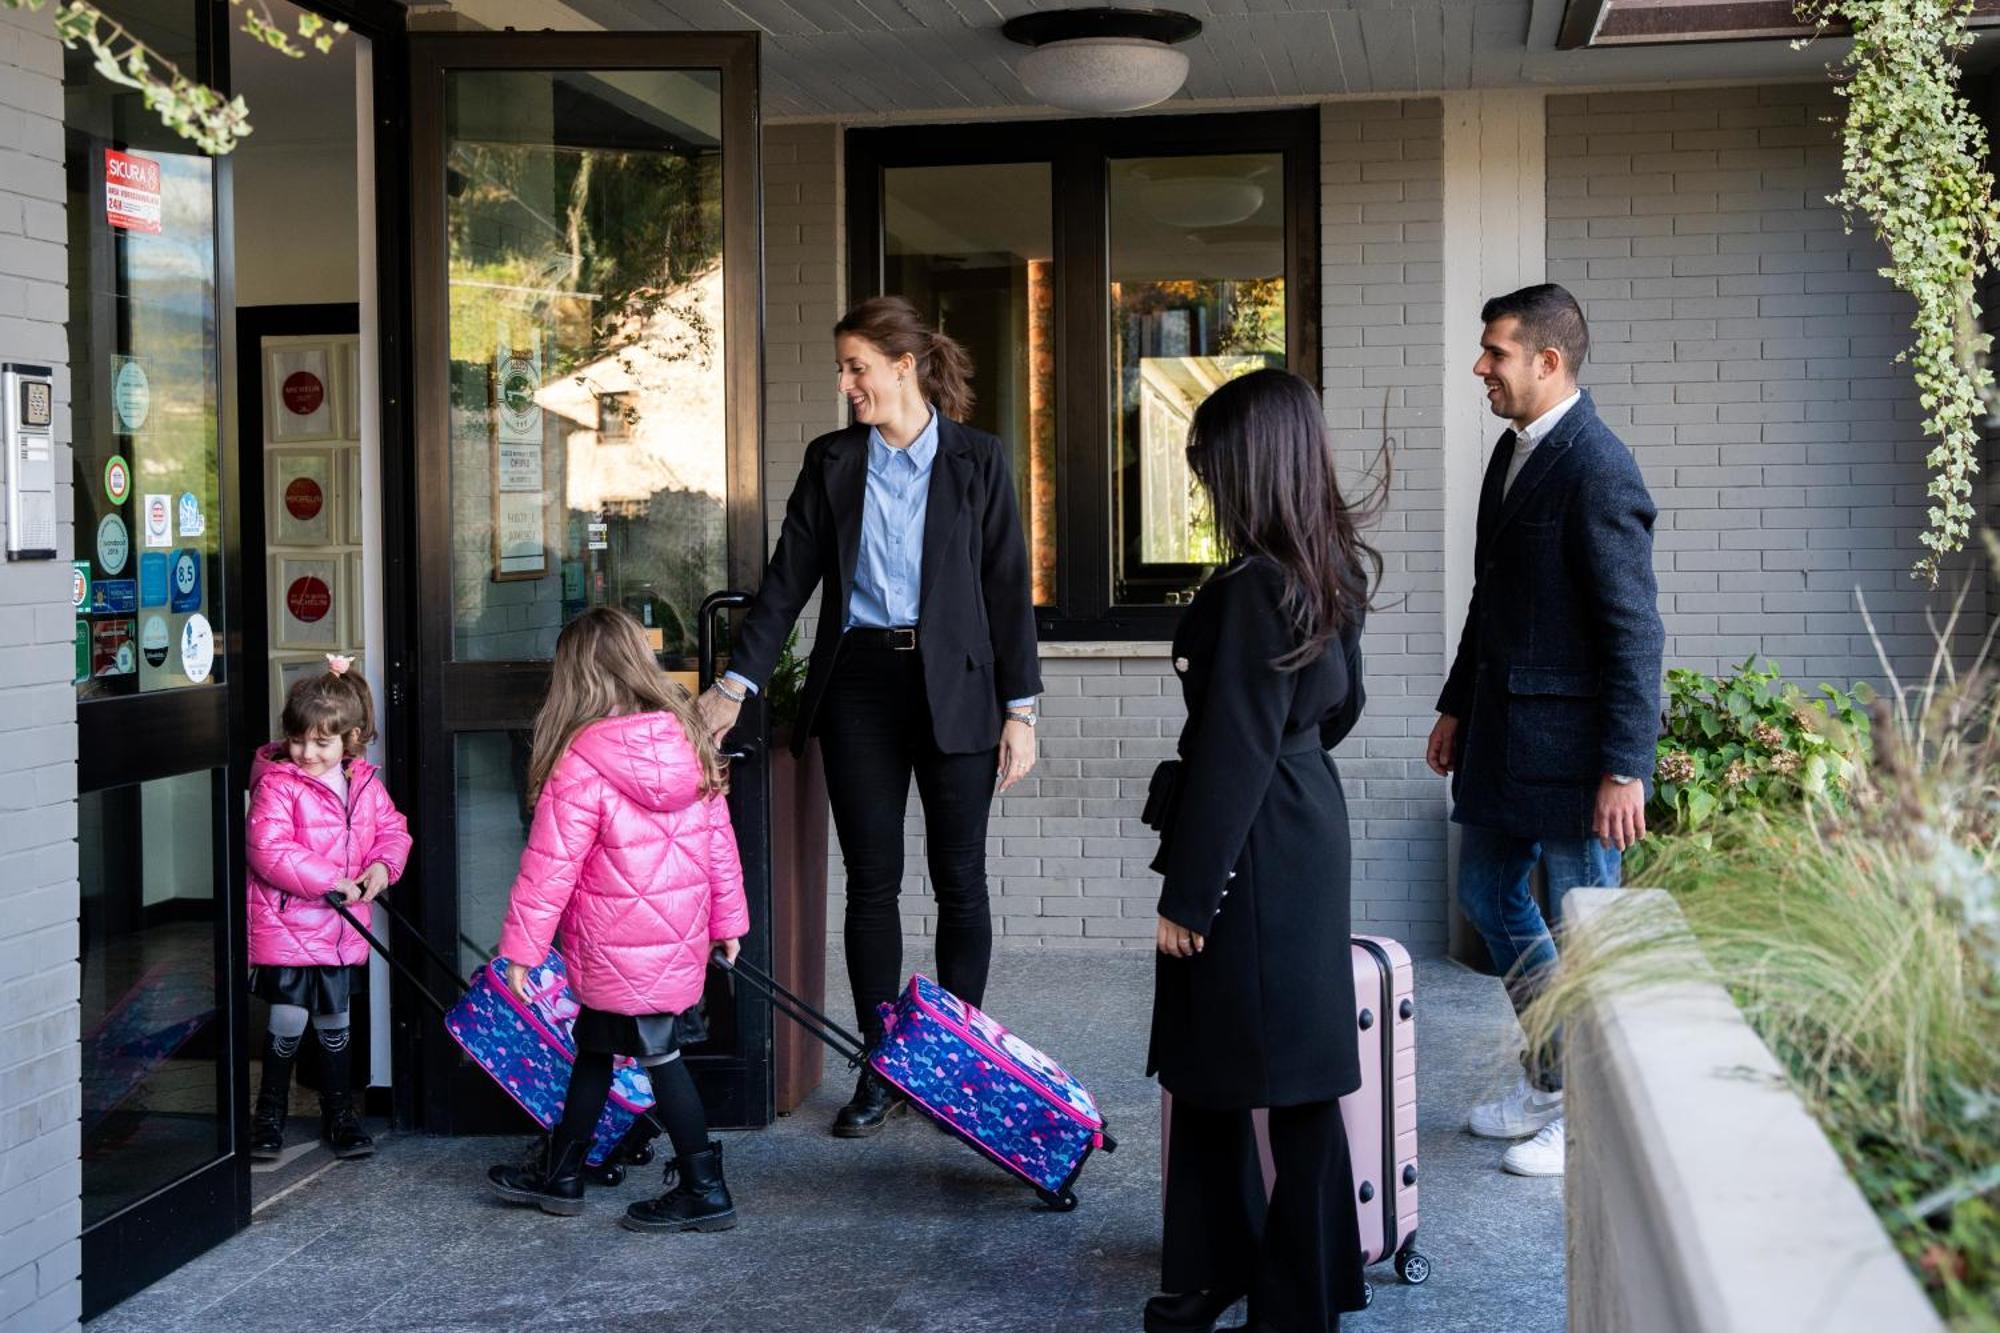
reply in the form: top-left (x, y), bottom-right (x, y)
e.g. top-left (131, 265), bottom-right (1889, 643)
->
top-left (818, 634), bottom-right (997, 1046)
top-left (1162, 1099), bottom-right (1366, 1332)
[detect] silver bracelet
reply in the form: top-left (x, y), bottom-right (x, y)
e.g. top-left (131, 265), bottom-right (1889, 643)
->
top-left (710, 679), bottom-right (747, 704)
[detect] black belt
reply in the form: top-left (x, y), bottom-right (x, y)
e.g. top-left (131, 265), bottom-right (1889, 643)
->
top-left (1280, 730), bottom-right (1326, 756)
top-left (846, 626), bottom-right (919, 651)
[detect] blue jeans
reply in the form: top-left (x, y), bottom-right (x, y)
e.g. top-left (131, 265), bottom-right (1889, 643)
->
top-left (1457, 825), bottom-right (1622, 1090)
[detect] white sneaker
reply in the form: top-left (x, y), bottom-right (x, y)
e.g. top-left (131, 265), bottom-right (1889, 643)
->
top-left (1501, 1117), bottom-right (1566, 1177)
top-left (1468, 1075), bottom-right (1564, 1140)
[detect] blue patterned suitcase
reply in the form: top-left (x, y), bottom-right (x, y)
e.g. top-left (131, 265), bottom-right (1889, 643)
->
top-left (325, 894), bottom-right (653, 1167)
top-left (444, 952), bottom-right (658, 1167)
top-left (720, 957), bottom-right (1117, 1209)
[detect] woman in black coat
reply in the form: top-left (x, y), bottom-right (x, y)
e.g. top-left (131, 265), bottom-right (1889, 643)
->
top-left (1144, 369), bottom-right (1381, 1333)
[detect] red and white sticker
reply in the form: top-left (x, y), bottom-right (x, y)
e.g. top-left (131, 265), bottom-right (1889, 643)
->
top-left (105, 150), bottom-right (162, 234)
top-left (286, 575), bottom-right (331, 624)
top-left (142, 494), bottom-right (172, 548)
top-left (284, 476), bottom-right (324, 521)
top-left (283, 371), bottom-right (325, 417)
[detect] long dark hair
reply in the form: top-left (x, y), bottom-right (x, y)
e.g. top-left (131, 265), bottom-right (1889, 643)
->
top-left (1185, 368), bottom-right (1386, 670)
top-left (835, 295), bottom-right (976, 422)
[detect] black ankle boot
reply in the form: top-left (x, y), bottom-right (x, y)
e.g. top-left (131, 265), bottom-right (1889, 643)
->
top-left (489, 1131), bottom-right (590, 1216)
top-left (315, 1028), bottom-right (373, 1159)
top-left (1143, 1286), bottom-right (1248, 1333)
top-left (250, 1033), bottom-right (297, 1161)
top-left (582, 1115), bottom-right (661, 1186)
top-left (621, 1141), bottom-right (737, 1233)
top-left (831, 1069), bottom-right (905, 1139)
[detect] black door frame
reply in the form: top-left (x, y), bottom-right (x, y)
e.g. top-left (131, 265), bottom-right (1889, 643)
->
top-left (77, 0), bottom-right (407, 1317)
top-left (401, 32), bottom-right (774, 1135)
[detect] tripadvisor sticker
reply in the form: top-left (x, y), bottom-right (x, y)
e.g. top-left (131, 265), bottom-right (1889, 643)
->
top-left (141, 615), bottom-right (169, 669)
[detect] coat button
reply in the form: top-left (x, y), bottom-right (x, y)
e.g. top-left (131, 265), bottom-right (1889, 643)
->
top-left (1173, 657), bottom-right (1190, 673)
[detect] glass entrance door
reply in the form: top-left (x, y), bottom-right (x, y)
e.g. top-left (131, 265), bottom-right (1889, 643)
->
top-left (66, 1), bottom-right (247, 1316)
top-left (405, 34), bottom-right (771, 1133)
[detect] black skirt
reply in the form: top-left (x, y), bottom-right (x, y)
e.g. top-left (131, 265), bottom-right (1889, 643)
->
top-left (252, 964), bottom-right (357, 1017)
top-left (572, 1003), bottom-right (706, 1059)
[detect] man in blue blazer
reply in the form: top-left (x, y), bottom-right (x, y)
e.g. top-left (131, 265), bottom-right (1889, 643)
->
top-left (1426, 284), bottom-right (1665, 1178)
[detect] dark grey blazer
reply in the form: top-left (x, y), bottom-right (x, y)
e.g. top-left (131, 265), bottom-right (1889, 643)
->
top-left (1438, 391), bottom-right (1665, 839)
top-left (729, 416), bottom-right (1042, 756)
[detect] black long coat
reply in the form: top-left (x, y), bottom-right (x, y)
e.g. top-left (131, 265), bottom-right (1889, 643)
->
top-left (728, 417), bottom-right (1042, 756)
top-left (1147, 557), bottom-right (1366, 1110)
top-left (1438, 391), bottom-right (1665, 838)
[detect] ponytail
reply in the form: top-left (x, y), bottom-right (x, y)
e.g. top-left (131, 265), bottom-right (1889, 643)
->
top-left (835, 295), bottom-right (976, 422)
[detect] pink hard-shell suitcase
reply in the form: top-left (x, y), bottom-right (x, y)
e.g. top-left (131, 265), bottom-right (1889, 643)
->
top-left (1161, 935), bottom-right (1430, 1301)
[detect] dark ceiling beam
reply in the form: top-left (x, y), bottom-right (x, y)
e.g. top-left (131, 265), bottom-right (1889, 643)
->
top-left (1559, 0), bottom-right (2000, 50)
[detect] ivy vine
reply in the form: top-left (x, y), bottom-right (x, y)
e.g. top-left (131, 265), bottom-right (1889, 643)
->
top-left (2, 0), bottom-right (347, 156)
top-left (1796, 0), bottom-right (2000, 586)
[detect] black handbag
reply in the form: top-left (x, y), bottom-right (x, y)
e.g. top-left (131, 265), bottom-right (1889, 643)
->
top-left (1140, 758), bottom-right (1183, 833)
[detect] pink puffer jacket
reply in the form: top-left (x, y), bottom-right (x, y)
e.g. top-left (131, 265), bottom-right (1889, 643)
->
top-left (497, 711), bottom-right (748, 1016)
top-left (246, 744), bottom-right (412, 968)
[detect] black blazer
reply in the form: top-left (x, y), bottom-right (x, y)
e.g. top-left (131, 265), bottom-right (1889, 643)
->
top-left (730, 417), bottom-right (1042, 756)
top-left (1438, 391), bottom-right (1665, 839)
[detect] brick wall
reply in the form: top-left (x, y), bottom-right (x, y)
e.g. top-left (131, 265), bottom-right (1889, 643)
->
top-left (1547, 85), bottom-right (1988, 691)
top-left (1322, 98), bottom-right (1450, 953)
top-left (0, 8), bottom-right (82, 1332)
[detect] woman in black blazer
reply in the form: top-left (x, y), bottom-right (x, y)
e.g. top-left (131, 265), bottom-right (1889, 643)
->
top-left (1144, 370), bottom-right (1382, 1333)
top-left (697, 296), bottom-right (1041, 1137)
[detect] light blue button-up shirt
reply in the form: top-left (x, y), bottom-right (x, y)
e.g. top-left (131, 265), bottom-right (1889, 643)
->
top-left (846, 410), bottom-right (938, 630)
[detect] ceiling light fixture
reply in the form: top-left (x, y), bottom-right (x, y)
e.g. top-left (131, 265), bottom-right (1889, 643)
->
top-left (1002, 7), bottom-right (1203, 115)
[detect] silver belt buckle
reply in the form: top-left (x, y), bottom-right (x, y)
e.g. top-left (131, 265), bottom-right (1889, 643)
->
top-left (888, 627), bottom-right (917, 651)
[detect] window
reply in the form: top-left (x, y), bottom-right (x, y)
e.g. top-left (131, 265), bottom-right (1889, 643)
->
top-left (850, 110), bottom-right (1318, 637)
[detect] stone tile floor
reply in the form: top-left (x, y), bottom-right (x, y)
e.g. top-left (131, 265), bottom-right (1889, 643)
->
top-left (90, 948), bottom-right (1562, 1332)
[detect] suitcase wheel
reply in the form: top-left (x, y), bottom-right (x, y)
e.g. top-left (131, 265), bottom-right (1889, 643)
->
top-left (1395, 1249), bottom-right (1431, 1285)
top-left (1035, 1187), bottom-right (1079, 1213)
top-left (1361, 1283), bottom-right (1374, 1309)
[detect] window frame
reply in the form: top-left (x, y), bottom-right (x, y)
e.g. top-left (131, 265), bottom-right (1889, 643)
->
top-left (847, 107), bottom-right (1321, 641)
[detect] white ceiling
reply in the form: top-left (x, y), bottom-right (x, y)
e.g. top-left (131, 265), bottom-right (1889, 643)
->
top-left (421, 0), bottom-right (1999, 121)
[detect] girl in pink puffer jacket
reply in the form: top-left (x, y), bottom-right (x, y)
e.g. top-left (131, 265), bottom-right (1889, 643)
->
top-left (487, 608), bottom-right (749, 1231)
top-left (247, 656), bottom-right (410, 1163)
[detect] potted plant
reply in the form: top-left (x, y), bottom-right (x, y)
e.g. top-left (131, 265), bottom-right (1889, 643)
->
top-left (763, 629), bottom-right (828, 1113)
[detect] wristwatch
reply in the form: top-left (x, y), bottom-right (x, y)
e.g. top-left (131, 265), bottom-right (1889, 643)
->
top-left (710, 678), bottom-right (747, 705)
top-left (1609, 774), bottom-right (1637, 785)
top-left (1005, 708), bottom-right (1037, 727)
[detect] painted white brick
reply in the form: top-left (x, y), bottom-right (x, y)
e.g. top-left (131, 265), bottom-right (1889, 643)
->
top-left (1547, 87), bottom-right (1989, 690)
top-left (0, 8), bottom-right (78, 1329)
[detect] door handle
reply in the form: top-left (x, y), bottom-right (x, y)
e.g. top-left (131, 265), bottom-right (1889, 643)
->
top-left (697, 590), bottom-right (752, 689)
top-left (698, 591), bottom-right (758, 763)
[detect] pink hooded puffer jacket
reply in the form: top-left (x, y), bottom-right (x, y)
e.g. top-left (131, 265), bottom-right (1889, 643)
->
top-left (497, 711), bottom-right (748, 1017)
top-left (246, 744), bottom-right (412, 968)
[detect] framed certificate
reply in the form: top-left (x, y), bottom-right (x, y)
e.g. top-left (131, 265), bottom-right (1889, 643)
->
top-left (269, 449), bottom-right (336, 547)
top-left (266, 341), bottom-right (340, 444)
top-left (271, 554), bottom-right (343, 650)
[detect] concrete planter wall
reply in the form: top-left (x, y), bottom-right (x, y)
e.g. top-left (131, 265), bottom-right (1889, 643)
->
top-left (1563, 888), bottom-right (1941, 1333)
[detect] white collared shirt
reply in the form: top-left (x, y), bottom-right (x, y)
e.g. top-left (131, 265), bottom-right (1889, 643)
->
top-left (1502, 389), bottom-right (1582, 496)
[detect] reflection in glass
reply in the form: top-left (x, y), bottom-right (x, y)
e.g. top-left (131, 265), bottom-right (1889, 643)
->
top-left (80, 772), bottom-right (224, 1227)
top-left (1110, 154), bottom-right (1286, 606)
top-left (884, 163), bottom-right (1056, 605)
top-left (66, 25), bottom-right (223, 699)
top-left (454, 731), bottom-right (532, 977)
top-left (446, 70), bottom-right (727, 662)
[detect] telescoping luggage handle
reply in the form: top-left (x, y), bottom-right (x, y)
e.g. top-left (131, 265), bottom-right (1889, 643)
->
top-left (323, 892), bottom-right (477, 1019)
top-left (710, 948), bottom-right (870, 1070)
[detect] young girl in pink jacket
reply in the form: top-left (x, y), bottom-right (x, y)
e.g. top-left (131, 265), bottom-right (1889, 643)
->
top-left (247, 656), bottom-right (410, 1161)
top-left (487, 607), bottom-right (749, 1231)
